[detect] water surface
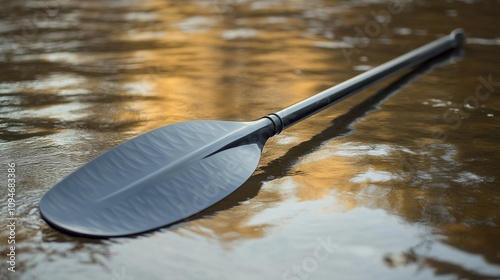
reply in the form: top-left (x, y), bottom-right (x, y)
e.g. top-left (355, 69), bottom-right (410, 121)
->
top-left (1, 0), bottom-right (499, 279)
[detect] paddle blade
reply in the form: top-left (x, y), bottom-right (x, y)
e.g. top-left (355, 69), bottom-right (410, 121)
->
top-left (39, 120), bottom-right (272, 237)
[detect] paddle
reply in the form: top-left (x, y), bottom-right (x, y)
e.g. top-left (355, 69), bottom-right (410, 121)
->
top-left (39, 29), bottom-right (465, 238)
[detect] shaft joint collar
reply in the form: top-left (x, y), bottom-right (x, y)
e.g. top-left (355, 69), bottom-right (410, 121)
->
top-left (263, 113), bottom-right (284, 135)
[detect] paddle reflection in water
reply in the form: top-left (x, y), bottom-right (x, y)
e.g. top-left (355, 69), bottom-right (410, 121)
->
top-left (191, 46), bottom-right (464, 220)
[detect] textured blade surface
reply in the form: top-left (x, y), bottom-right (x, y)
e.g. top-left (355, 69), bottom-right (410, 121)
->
top-left (39, 120), bottom-right (268, 237)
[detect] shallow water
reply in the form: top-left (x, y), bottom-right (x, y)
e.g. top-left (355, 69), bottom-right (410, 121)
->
top-left (1, 0), bottom-right (500, 279)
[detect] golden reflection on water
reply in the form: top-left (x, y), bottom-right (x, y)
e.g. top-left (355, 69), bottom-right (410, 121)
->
top-left (1, 0), bottom-right (500, 279)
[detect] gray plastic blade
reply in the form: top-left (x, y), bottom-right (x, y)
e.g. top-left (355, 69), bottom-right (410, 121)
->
top-left (39, 119), bottom-right (272, 237)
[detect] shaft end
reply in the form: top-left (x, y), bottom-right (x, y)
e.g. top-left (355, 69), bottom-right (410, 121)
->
top-left (450, 28), bottom-right (465, 47)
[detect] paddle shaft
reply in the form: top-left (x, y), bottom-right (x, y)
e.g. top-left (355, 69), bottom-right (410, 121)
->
top-left (265, 29), bottom-right (464, 133)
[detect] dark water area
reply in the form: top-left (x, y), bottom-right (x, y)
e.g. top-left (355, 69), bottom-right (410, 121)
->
top-left (1, 0), bottom-right (499, 279)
